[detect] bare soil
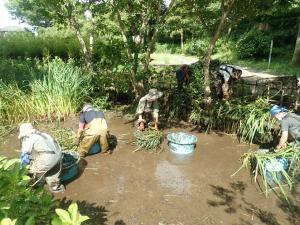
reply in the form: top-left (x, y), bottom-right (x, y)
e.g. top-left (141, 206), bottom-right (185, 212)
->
top-left (1, 112), bottom-right (299, 225)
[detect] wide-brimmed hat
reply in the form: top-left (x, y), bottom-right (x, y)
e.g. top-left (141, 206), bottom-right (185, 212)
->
top-left (146, 89), bottom-right (163, 101)
top-left (270, 105), bottom-right (288, 117)
top-left (82, 103), bottom-right (93, 112)
top-left (18, 123), bottom-right (36, 139)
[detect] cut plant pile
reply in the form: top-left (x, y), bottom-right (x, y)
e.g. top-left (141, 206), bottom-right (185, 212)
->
top-left (134, 129), bottom-right (164, 152)
top-left (49, 127), bottom-right (77, 151)
top-left (232, 143), bottom-right (300, 201)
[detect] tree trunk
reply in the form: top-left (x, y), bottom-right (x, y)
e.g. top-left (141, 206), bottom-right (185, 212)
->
top-left (65, 0), bottom-right (91, 69)
top-left (202, 0), bottom-right (236, 105)
top-left (180, 28), bottom-right (184, 51)
top-left (144, 28), bottom-right (158, 74)
top-left (292, 20), bottom-right (300, 67)
top-left (88, 14), bottom-right (95, 68)
top-left (202, 13), bottom-right (227, 105)
top-left (71, 17), bottom-right (91, 69)
top-left (115, 9), bottom-right (144, 98)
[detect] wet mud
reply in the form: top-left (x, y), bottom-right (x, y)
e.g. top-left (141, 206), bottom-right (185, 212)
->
top-left (1, 112), bottom-right (299, 225)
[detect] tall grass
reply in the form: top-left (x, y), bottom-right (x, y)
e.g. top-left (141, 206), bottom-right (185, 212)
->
top-left (31, 58), bottom-right (91, 120)
top-left (0, 58), bottom-right (91, 125)
top-left (0, 81), bottom-right (33, 123)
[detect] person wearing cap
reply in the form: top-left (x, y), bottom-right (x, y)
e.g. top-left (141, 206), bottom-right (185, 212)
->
top-left (176, 64), bottom-right (191, 89)
top-left (18, 123), bottom-right (64, 193)
top-left (270, 105), bottom-right (300, 150)
top-left (76, 103), bottom-right (110, 157)
top-left (218, 65), bottom-right (242, 100)
top-left (136, 89), bottom-right (163, 131)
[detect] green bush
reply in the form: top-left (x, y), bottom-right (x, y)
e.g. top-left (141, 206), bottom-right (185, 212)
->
top-left (0, 33), bottom-right (80, 60)
top-left (0, 157), bottom-right (57, 225)
top-left (0, 58), bottom-right (39, 87)
top-left (184, 39), bottom-right (209, 56)
top-left (236, 29), bottom-right (272, 59)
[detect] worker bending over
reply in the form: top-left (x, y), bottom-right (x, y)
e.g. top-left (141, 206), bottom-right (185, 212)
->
top-left (76, 103), bottom-right (110, 157)
top-left (136, 89), bottom-right (163, 131)
top-left (19, 123), bottom-right (64, 193)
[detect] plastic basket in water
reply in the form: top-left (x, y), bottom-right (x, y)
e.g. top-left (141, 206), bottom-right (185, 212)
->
top-left (61, 151), bottom-right (80, 182)
top-left (167, 132), bottom-right (197, 155)
top-left (265, 157), bottom-right (289, 186)
top-left (89, 143), bottom-right (101, 155)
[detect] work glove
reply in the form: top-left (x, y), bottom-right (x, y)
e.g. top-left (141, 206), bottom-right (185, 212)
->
top-left (20, 153), bottom-right (30, 166)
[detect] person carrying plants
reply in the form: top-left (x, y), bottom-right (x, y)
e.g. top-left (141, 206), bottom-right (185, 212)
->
top-left (18, 123), bottom-right (65, 193)
top-left (136, 88), bottom-right (163, 131)
top-left (176, 64), bottom-right (191, 89)
top-left (270, 105), bottom-right (300, 150)
top-left (218, 64), bottom-right (242, 100)
top-left (76, 103), bottom-right (111, 157)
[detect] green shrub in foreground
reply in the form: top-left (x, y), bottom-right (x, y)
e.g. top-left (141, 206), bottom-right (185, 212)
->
top-left (0, 157), bottom-right (57, 224)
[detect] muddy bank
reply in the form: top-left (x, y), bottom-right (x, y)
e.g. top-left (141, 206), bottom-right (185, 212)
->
top-left (0, 113), bottom-right (299, 225)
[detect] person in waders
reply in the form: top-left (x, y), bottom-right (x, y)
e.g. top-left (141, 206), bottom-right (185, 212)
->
top-left (76, 103), bottom-right (111, 157)
top-left (270, 105), bottom-right (300, 150)
top-left (136, 89), bottom-right (163, 131)
top-left (18, 123), bottom-right (65, 193)
top-left (218, 64), bottom-right (242, 100)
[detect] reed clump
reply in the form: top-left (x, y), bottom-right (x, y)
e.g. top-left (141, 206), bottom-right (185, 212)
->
top-left (190, 97), bottom-right (278, 144)
top-left (0, 58), bottom-right (91, 126)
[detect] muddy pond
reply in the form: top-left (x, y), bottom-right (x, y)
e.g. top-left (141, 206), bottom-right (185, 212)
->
top-left (1, 112), bottom-right (299, 225)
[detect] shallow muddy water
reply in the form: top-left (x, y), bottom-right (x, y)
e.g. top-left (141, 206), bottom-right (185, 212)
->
top-left (1, 112), bottom-right (299, 225)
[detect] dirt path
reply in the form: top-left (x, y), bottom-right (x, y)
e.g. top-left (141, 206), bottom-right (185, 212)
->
top-left (0, 113), bottom-right (299, 225)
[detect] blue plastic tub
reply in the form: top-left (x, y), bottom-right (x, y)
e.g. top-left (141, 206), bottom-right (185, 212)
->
top-left (265, 157), bottom-right (289, 186)
top-left (61, 151), bottom-right (80, 182)
top-left (89, 143), bottom-right (101, 155)
top-left (167, 132), bottom-right (198, 155)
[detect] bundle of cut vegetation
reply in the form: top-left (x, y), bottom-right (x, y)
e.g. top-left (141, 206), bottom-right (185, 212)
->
top-left (49, 126), bottom-right (77, 151)
top-left (232, 143), bottom-right (300, 201)
top-left (134, 129), bottom-right (164, 152)
top-left (190, 97), bottom-right (278, 144)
